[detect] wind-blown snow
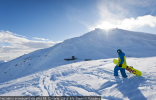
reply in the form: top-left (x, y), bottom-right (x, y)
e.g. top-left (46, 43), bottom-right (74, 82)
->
top-left (0, 28), bottom-right (156, 100)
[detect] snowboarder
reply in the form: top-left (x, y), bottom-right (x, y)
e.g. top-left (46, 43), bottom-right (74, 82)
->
top-left (114, 49), bottom-right (128, 78)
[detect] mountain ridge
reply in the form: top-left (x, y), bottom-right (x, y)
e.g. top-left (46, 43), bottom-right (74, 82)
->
top-left (0, 28), bottom-right (156, 83)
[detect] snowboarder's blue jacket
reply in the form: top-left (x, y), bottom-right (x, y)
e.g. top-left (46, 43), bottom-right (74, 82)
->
top-left (118, 52), bottom-right (127, 68)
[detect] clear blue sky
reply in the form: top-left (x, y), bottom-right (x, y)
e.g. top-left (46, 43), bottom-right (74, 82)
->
top-left (0, 0), bottom-right (98, 41)
top-left (0, 0), bottom-right (156, 61)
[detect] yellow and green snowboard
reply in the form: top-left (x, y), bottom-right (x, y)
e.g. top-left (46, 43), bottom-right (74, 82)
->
top-left (113, 59), bottom-right (142, 76)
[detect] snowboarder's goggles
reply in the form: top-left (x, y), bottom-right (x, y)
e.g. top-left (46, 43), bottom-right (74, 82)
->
top-left (117, 50), bottom-right (121, 53)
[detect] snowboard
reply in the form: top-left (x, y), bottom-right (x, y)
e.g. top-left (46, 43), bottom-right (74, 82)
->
top-left (113, 59), bottom-right (142, 76)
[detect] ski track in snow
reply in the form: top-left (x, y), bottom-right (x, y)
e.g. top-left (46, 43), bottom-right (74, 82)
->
top-left (0, 58), bottom-right (156, 100)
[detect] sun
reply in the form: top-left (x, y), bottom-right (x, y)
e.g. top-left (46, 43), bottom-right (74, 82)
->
top-left (96, 22), bottom-right (115, 30)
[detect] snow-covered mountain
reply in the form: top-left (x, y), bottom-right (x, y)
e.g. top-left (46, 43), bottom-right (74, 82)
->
top-left (0, 28), bottom-right (156, 99)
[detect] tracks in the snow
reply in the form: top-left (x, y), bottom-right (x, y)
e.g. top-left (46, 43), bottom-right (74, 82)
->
top-left (39, 60), bottom-right (112, 96)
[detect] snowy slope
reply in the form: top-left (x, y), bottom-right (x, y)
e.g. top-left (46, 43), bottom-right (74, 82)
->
top-left (0, 57), bottom-right (156, 100)
top-left (0, 28), bottom-right (156, 99)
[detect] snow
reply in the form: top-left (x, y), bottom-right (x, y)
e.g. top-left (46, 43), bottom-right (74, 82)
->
top-left (0, 28), bottom-right (156, 100)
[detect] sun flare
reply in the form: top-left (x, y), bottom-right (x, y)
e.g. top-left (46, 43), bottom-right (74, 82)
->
top-left (96, 22), bottom-right (116, 30)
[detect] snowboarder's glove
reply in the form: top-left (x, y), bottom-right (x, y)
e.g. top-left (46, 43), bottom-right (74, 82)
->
top-left (119, 64), bottom-right (122, 67)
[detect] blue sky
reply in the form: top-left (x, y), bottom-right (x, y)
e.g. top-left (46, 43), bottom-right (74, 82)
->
top-left (0, 0), bottom-right (156, 61)
top-left (0, 0), bottom-right (97, 41)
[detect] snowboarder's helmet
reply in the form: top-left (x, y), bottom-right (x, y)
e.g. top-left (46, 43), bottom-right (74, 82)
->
top-left (117, 49), bottom-right (122, 53)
